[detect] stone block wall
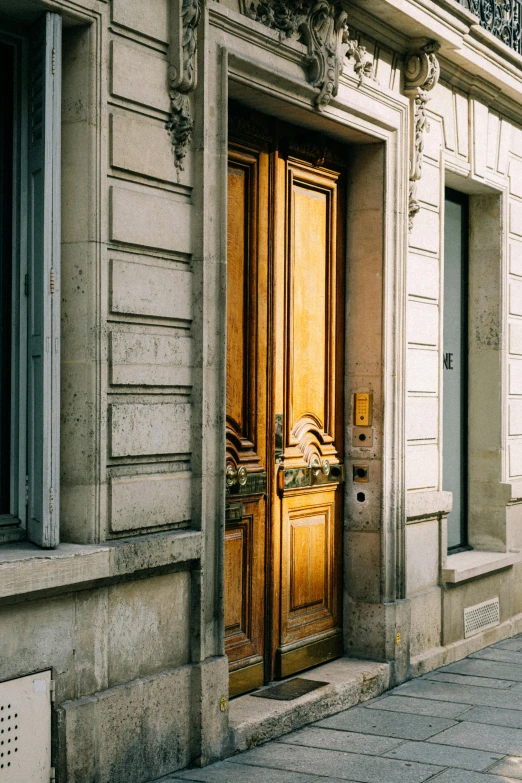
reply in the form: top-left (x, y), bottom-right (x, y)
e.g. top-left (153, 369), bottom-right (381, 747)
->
top-left (405, 75), bottom-right (522, 666)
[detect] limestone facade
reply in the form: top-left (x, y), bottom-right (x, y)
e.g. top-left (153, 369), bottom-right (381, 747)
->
top-left (2, 0), bottom-right (522, 780)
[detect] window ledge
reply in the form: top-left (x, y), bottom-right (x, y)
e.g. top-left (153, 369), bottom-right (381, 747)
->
top-left (442, 550), bottom-right (521, 584)
top-left (0, 529), bottom-right (202, 600)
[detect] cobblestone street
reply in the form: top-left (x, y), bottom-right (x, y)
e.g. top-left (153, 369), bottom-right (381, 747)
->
top-left (161, 636), bottom-right (522, 782)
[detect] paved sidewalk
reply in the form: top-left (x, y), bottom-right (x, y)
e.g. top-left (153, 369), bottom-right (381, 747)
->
top-left (161, 635), bottom-right (522, 782)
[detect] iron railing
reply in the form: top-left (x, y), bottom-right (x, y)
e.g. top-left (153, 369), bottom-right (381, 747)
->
top-left (457, 0), bottom-right (522, 55)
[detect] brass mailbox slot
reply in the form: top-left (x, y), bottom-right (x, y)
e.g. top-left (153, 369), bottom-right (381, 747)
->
top-left (353, 464), bottom-right (369, 483)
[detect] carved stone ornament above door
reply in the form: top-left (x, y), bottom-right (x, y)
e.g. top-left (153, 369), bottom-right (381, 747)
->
top-left (404, 41), bottom-right (440, 231)
top-left (240, 0), bottom-right (374, 108)
top-left (167, 0), bottom-right (201, 171)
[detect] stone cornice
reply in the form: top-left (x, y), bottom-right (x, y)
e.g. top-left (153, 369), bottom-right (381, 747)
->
top-left (348, 0), bottom-right (522, 123)
top-left (209, 0), bottom-right (522, 125)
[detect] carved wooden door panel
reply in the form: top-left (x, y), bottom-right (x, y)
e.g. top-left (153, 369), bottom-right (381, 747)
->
top-left (271, 155), bottom-right (344, 679)
top-left (225, 146), bottom-right (269, 698)
top-left (225, 108), bottom-right (345, 694)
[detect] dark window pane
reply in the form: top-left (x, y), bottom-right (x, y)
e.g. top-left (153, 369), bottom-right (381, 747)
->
top-left (443, 188), bottom-right (469, 551)
top-left (0, 43), bottom-right (13, 515)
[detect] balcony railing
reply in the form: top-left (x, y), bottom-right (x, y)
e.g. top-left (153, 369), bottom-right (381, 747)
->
top-left (457, 0), bottom-right (522, 55)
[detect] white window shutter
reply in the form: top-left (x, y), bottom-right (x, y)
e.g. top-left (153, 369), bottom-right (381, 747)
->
top-left (27, 12), bottom-right (61, 548)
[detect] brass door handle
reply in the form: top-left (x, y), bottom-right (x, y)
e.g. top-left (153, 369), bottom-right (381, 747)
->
top-left (226, 465), bottom-right (238, 487)
top-left (310, 455), bottom-right (330, 477)
top-left (310, 455), bottom-right (321, 476)
top-left (226, 465), bottom-right (247, 488)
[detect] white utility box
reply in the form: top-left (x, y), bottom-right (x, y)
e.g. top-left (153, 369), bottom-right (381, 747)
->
top-left (0, 671), bottom-right (52, 782)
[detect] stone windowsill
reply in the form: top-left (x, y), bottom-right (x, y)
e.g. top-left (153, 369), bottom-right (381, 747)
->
top-left (0, 529), bottom-right (202, 601)
top-left (442, 549), bottom-right (521, 584)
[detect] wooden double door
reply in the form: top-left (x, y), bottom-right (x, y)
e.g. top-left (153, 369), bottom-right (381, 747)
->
top-left (225, 108), bottom-right (345, 697)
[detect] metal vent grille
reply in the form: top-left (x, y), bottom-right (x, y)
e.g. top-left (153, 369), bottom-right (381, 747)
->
top-left (0, 701), bottom-right (19, 772)
top-left (464, 597), bottom-right (500, 638)
top-left (0, 671), bottom-right (51, 781)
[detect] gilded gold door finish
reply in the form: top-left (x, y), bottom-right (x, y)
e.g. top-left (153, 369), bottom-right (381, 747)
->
top-left (225, 106), bottom-right (345, 694)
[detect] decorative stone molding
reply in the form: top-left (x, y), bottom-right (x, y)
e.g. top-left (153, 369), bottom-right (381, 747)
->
top-left (345, 36), bottom-right (375, 84)
top-left (242, 0), bottom-right (305, 38)
top-left (240, 0), bottom-right (373, 108)
top-left (404, 42), bottom-right (440, 231)
top-left (167, 0), bottom-right (201, 170)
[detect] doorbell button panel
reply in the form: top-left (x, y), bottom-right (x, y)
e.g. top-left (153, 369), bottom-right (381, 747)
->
top-left (354, 392), bottom-right (372, 426)
top-left (352, 427), bottom-right (373, 448)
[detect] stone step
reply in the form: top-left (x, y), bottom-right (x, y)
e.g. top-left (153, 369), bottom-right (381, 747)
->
top-left (227, 657), bottom-right (390, 754)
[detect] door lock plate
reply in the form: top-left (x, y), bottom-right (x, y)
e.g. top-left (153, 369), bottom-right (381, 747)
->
top-left (226, 471), bottom-right (267, 496)
top-left (278, 464), bottom-right (345, 493)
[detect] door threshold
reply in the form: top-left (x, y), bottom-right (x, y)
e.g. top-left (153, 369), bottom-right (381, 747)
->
top-left (227, 656), bottom-right (390, 755)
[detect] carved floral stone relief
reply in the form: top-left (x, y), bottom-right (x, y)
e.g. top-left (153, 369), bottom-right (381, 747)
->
top-left (404, 42), bottom-right (440, 231)
top-left (240, 0), bottom-right (374, 108)
top-left (167, 0), bottom-right (201, 170)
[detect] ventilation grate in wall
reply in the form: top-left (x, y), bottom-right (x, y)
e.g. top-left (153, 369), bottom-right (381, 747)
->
top-left (0, 671), bottom-right (51, 781)
top-left (464, 597), bottom-right (500, 638)
top-left (0, 700), bottom-right (19, 772)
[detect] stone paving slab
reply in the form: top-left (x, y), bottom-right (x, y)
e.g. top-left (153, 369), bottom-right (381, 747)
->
top-left (316, 705), bottom-right (457, 739)
top-left (429, 721), bottom-right (522, 755)
top-left (365, 694), bottom-right (471, 717)
top-left (426, 671), bottom-right (517, 689)
top-left (392, 677), bottom-right (522, 709)
top-left (383, 740), bottom-right (503, 771)
top-left (469, 648), bottom-right (522, 664)
top-left (166, 762), bottom-right (322, 782)
top-left (422, 770), bottom-right (520, 782)
top-left (488, 755), bottom-right (522, 779)
top-left (228, 743), bottom-right (443, 782)
top-left (441, 657), bottom-right (522, 682)
top-left (495, 639), bottom-right (522, 652)
top-left (276, 726), bottom-right (403, 755)
top-left (462, 706), bottom-right (522, 729)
